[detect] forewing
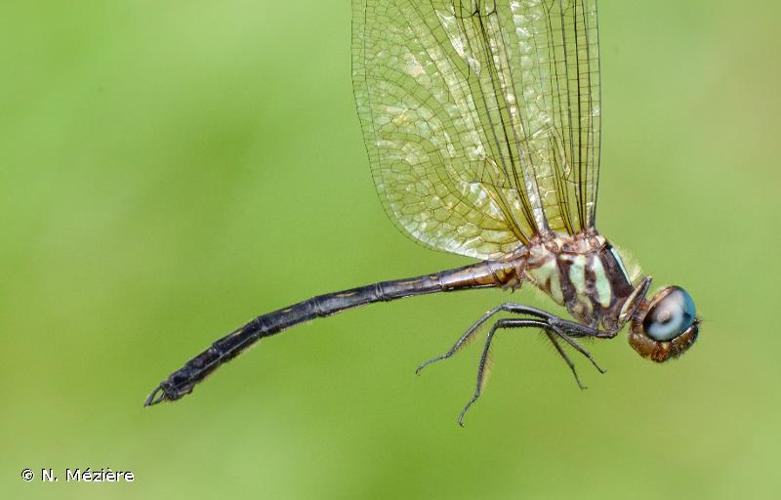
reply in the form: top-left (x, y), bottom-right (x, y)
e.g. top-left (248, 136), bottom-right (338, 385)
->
top-left (352, 0), bottom-right (602, 260)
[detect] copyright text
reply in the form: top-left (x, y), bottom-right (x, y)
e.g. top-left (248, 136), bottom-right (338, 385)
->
top-left (21, 467), bottom-right (135, 483)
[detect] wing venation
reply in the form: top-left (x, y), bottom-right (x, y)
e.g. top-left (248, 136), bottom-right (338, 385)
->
top-left (353, 0), bottom-right (602, 260)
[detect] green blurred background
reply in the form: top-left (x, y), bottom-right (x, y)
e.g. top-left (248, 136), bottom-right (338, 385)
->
top-left (2, 1), bottom-right (779, 498)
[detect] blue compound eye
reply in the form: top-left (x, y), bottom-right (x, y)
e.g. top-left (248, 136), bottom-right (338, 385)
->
top-left (643, 287), bottom-right (697, 341)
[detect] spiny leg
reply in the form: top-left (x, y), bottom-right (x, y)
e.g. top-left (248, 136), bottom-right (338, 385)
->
top-left (544, 329), bottom-right (587, 390)
top-left (416, 303), bottom-right (556, 374)
top-left (457, 318), bottom-right (549, 427)
top-left (548, 328), bottom-right (607, 374)
top-left (457, 319), bottom-right (609, 426)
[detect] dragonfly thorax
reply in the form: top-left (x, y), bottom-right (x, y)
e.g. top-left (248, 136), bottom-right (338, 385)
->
top-left (524, 231), bottom-right (636, 332)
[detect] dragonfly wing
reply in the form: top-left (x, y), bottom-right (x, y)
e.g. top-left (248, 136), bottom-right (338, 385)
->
top-left (353, 0), bottom-right (602, 260)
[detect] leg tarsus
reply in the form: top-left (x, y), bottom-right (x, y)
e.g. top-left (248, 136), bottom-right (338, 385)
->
top-left (544, 330), bottom-right (587, 390)
top-left (457, 324), bottom-right (504, 427)
top-left (550, 331), bottom-right (607, 374)
top-left (457, 395), bottom-right (479, 427)
top-left (416, 303), bottom-right (552, 375)
top-left (418, 305), bottom-right (611, 424)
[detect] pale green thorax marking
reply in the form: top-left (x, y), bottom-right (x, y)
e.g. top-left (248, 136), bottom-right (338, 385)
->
top-left (527, 257), bottom-right (564, 304)
top-left (549, 266), bottom-right (564, 305)
top-left (591, 256), bottom-right (612, 308)
top-left (569, 255), bottom-right (587, 295)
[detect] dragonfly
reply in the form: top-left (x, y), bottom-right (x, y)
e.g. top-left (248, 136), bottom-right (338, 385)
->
top-left (146, 0), bottom-right (700, 424)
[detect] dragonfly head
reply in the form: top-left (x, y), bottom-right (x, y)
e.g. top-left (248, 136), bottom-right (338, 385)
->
top-left (628, 286), bottom-right (699, 362)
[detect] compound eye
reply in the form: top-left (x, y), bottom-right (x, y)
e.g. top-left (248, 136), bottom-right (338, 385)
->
top-left (643, 287), bottom-right (697, 341)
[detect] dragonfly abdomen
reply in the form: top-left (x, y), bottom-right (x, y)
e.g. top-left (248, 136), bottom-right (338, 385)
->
top-left (145, 259), bottom-right (523, 406)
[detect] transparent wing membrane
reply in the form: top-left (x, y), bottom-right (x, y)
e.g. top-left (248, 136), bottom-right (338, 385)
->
top-left (353, 0), bottom-right (602, 259)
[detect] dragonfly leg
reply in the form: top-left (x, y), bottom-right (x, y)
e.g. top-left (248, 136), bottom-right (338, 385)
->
top-left (544, 329), bottom-right (587, 390)
top-left (416, 303), bottom-right (561, 374)
top-left (548, 327), bottom-right (607, 374)
top-left (457, 318), bottom-right (549, 426)
top-left (456, 317), bottom-right (608, 426)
